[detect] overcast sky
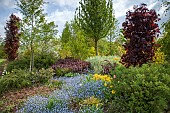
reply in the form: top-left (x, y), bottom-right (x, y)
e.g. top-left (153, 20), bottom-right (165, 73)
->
top-left (0, 0), bottom-right (169, 38)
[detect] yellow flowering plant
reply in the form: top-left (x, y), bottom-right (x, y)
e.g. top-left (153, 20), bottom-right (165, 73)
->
top-left (91, 74), bottom-right (116, 102)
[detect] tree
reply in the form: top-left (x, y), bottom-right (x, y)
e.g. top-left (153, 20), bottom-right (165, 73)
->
top-left (160, 0), bottom-right (170, 16)
top-left (158, 20), bottom-right (170, 62)
top-left (39, 21), bottom-right (58, 53)
top-left (60, 21), bottom-right (93, 59)
top-left (75, 0), bottom-right (115, 55)
top-left (121, 3), bottom-right (160, 67)
top-left (157, 0), bottom-right (170, 62)
top-left (4, 14), bottom-right (20, 61)
top-left (107, 19), bottom-right (119, 55)
top-left (16, 0), bottom-right (47, 71)
top-left (61, 21), bottom-right (71, 44)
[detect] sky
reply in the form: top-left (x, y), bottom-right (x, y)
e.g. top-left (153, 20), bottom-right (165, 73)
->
top-left (0, 0), bottom-right (169, 38)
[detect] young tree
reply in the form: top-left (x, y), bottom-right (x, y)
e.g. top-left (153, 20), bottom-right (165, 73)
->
top-left (107, 19), bottom-right (119, 55)
top-left (75, 0), bottom-right (115, 55)
top-left (4, 14), bottom-right (20, 61)
top-left (61, 21), bottom-right (71, 44)
top-left (121, 3), bottom-right (160, 67)
top-left (16, 0), bottom-right (47, 71)
top-left (39, 21), bottom-right (58, 53)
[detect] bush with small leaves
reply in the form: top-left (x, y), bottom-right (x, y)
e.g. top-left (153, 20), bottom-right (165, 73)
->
top-left (109, 63), bottom-right (170, 113)
top-left (0, 69), bottom-right (32, 95)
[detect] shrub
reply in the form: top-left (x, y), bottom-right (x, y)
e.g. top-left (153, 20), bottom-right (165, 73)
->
top-left (86, 56), bottom-right (120, 74)
top-left (0, 68), bottom-right (54, 95)
top-left (34, 53), bottom-right (56, 69)
top-left (121, 3), bottom-right (160, 67)
top-left (6, 58), bottom-right (30, 72)
top-left (52, 57), bottom-right (91, 74)
top-left (153, 47), bottom-right (165, 64)
top-left (109, 64), bottom-right (170, 113)
top-left (0, 69), bottom-right (32, 95)
top-left (46, 79), bottom-right (63, 88)
top-left (29, 68), bottom-right (54, 84)
top-left (6, 52), bottom-right (56, 72)
top-left (53, 67), bottom-right (70, 77)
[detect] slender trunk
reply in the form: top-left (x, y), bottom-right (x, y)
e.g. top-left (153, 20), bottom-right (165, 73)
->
top-left (109, 33), bottom-right (112, 55)
top-left (94, 39), bottom-right (98, 56)
top-left (30, 14), bottom-right (34, 72)
top-left (30, 43), bottom-right (34, 71)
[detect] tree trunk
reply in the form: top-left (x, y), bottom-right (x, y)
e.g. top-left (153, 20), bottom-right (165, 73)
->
top-left (109, 33), bottom-right (112, 55)
top-left (30, 43), bottom-right (34, 72)
top-left (94, 39), bottom-right (98, 56)
top-left (30, 14), bottom-right (34, 72)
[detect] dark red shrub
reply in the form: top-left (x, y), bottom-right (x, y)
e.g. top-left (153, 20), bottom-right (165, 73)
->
top-left (4, 14), bottom-right (20, 61)
top-left (121, 3), bottom-right (160, 67)
top-left (52, 57), bottom-right (91, 73)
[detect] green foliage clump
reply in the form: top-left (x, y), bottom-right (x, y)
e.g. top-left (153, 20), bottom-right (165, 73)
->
top-left (86, 56), bottom-right (120, 73)
top-left (6, 52), bottom-right (56, 72)
top-left (46, 79), bottom-right (63, 88)
top-left (54, 68), bottom-right (70, 77)
top-left (79, 105), bottom-right (103, 113)
top-left (109, 63), bottom-right (170, 113)
top-left (153, 47), bottom-right (165, 64)
top-left (65, 72), bottom-right (79, 77)
top-left (6, 58), bottom-right (30, 72)
top-left (60, 21), bottom-right (94, 60)
top-left (0, 68), bottom-right (54, 95)
top-left (29, 68), bottom-right (54, 84)
top-left (0, 69), bottom-right (31, 95)
top-left (34, 53), bottom-right (56, 69)
top-left (80, 96), bottom-right (101, 106)
top-left (0, 44), bottom-right (6, 59)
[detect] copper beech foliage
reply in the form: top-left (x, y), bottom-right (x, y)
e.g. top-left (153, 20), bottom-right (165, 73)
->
top-left (121, 3), bottom-right (161, 67)
top-left (4, 14), bottom-right (20, 61)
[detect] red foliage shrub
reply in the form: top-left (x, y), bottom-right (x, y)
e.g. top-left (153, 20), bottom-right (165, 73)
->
top-left (52, 57), bottom-right (91, 73)
top-left (121, 3), bottom-right (160, 67)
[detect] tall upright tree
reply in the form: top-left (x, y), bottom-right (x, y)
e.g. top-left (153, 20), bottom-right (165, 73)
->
top-left (4, 14), bottom-right (20, 61)
top-left (75, 0), bottom-right (115, 55)
top-left (16, 0), bottom-right (46, 71)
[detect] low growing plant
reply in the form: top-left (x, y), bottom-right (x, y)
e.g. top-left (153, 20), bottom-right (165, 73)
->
top-left (52, 57), bottom-right (91, 74)
top-left (29, 68), bottom-right (54, 84)
top-left (86, 56), bottom-right (120, 74)
top-left (0, 69), bottom-right (32, 95)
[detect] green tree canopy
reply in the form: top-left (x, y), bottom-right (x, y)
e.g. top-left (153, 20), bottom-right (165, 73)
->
top-left (75, 0), bottom-right (115, 55)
